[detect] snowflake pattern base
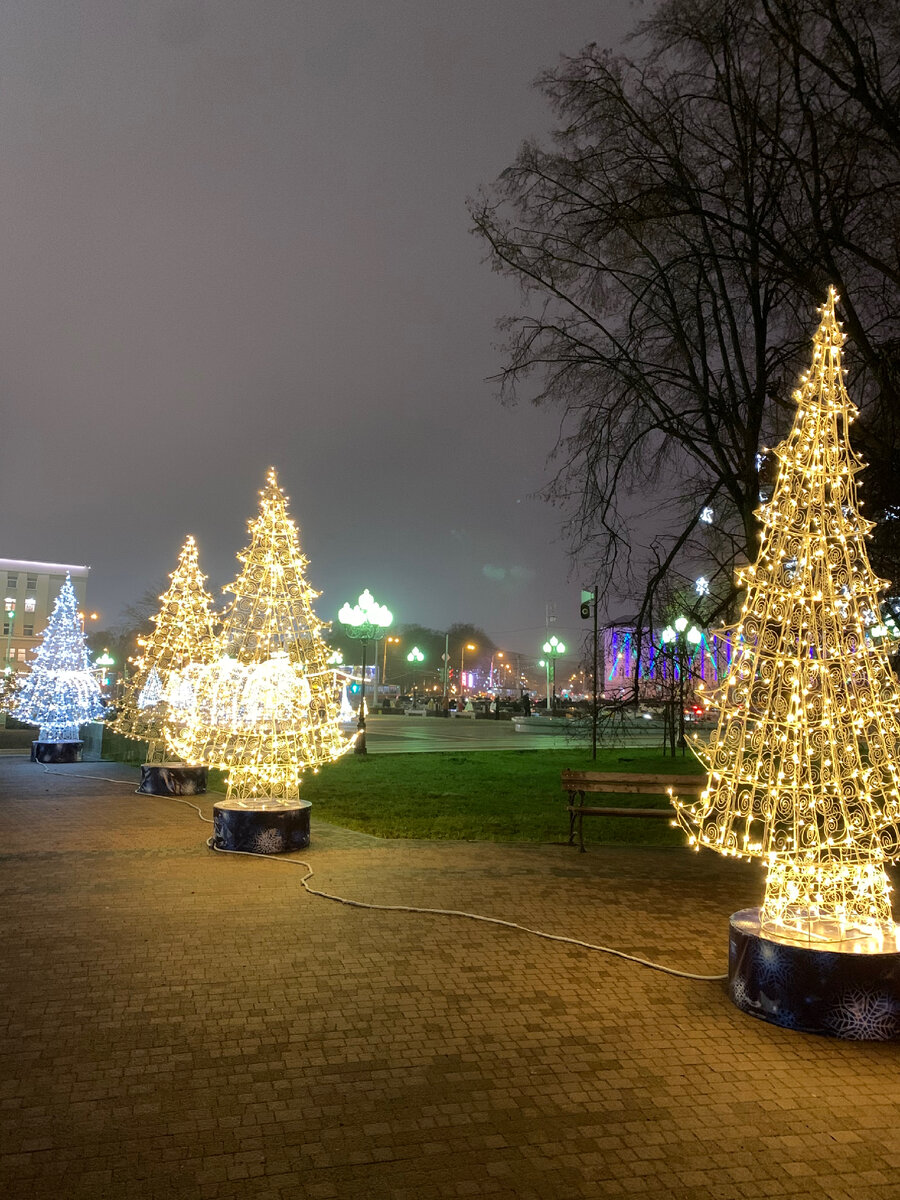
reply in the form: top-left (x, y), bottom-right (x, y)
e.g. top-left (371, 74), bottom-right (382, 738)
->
top-left (729, 909), bottom-right (900, 1040)
top-left (213, 799), bottom-right (311, 855)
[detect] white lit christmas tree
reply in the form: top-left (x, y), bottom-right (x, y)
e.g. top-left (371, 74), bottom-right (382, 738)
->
top-left (169, 468), bottom-right (352, 805)
top-left (114, 535), bottom-right (218, 763)
top-left (672, 291), bottom-right (900, 943)
top-left (13, 574), bottom-right (104, 741)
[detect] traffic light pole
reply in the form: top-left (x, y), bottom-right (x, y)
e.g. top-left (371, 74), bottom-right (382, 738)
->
top-left (591, 586), bottom-right (598, 760)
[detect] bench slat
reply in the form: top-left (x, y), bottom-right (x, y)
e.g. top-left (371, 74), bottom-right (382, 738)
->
top-left (566, 806), bottom-right (671, 818)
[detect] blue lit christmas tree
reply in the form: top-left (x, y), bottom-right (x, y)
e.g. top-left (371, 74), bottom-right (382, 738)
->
top-left (13, 574), bottom-right (104, 741)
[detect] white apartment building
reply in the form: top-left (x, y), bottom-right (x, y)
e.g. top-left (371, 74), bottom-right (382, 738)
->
top-left (1, 558), bottom-right (90, 673)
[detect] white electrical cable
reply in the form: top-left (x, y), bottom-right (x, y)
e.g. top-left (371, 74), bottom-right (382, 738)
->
top-left (39, 766), bottom-right (728, 982)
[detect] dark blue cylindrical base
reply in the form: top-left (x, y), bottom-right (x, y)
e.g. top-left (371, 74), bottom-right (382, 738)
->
top-left (138, 764), bottom-right (208, 796)
top-left (31, 740), bottom-right (83, 764)
top-left (729, 909), bottom-right (900, 1040)
top-left (213, 799), bottom-right (311, 855)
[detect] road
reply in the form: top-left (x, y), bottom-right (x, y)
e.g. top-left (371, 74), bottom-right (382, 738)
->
top-left (352, 714), bottom-right (669, 753)
top-left (356, 714), bottom-right (581, 753)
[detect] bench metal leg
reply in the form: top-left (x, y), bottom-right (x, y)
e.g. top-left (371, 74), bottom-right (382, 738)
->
top-left (567, 791), bottom-right (578, 845)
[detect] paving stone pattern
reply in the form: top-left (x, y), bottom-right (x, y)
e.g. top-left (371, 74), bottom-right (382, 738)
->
top-left (1, 756), bottom-right (899, 1199)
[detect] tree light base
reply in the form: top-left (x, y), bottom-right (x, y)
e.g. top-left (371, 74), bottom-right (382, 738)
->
top-left (729, 909), bottom-right (900, 1040)
top-left (137, 764), bottom-right (208, 797)
top-left (213, 799), bottom-right (311, 855)
top-left (31, 740), bottom-right (83, 764)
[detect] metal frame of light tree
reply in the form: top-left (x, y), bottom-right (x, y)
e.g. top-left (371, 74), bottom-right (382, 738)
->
top-left (671, 290), bottom-right (900, 944)
top-left (12, 573), bottom-right (104, 741)
top-left (169, 468), bottom-right (352, 805)
top-left (114, 535), bottom-right (218, 764)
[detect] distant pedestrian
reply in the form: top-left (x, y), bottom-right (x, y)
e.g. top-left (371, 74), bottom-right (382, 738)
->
top-left (494, 694), bottom-right (501, 719)
top-left (522, 692), bottom-right (532, 716)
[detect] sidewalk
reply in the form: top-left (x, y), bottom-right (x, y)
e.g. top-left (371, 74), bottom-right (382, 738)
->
top-left (1, 755), bottom-right (898, 1199)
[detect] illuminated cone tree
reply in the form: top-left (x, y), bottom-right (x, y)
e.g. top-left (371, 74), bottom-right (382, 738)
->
top-left (114, 536), bottom-right (218, 763)
top-left (672, 291), bottom-right (900, 942)
top-left (169, 468), bottom-right (352, 804)
top-left (13, 574), bottom-right (104, 741)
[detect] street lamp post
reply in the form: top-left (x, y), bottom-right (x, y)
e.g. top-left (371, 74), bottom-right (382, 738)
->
top-left (4, 598), bottom-right (16, 673)
top-left (382, 635), bottom-right (401, 703)
top-left (660, 616), bottom-right (701, 754)
top-left (406, 645), bottom-right (424, 701)
top-left (338, 589), bottom-right (392, 755)
top-left (459, 642), bottom-right (476, 698)
top-left (541, 635), bottom-right (566, 712)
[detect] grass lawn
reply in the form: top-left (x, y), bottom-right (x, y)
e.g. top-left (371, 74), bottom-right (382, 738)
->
top-left (207, 746), bottom-right (704, 845)
top-left (100, 728), bottom-right (706, 844)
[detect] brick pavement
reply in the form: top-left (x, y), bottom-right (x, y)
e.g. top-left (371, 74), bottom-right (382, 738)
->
top-left (1, 755), bottom-right (899, 1199)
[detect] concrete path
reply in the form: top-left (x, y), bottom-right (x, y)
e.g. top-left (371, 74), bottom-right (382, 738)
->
top-left (1, 755), bottom-right (898, 1199)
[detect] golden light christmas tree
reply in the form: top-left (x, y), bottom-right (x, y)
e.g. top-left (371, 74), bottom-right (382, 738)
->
top-left (169, 468), bottom-right (352, 806)
top-left (671, 290), bottom-right (900, 944)
top-left (114, 535), bottom-right (219, 764)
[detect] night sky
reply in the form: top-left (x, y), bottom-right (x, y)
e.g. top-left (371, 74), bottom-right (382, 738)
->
top-left (2, 1), bottom-right (632, 656)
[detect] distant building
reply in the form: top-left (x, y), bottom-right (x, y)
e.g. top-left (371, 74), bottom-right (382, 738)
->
top-left (1, 558), bottom-right (90, 673)
top-left (604, 620), bottom-right (734, 699)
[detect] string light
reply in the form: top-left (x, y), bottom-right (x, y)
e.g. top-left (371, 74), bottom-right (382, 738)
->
top-left (168, 467), bottom-right (353, 805)
top-left (671, 290), bottom-right (900, 944)
top-left (13, 573), bottom-right (104, 741)
top-left (114, 536), bottom-right (218, 764)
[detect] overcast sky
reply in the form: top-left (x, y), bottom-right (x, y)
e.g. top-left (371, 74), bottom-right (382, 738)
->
top-left (1, 0), bottom-right (636, 657)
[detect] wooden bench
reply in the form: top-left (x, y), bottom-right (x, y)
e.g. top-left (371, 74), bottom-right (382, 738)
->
top-left (561, 769), bottom-right (705, 852)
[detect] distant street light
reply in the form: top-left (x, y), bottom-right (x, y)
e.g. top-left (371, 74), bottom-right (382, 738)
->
top-left (95, 649), bottom-right (115, 690)
top-left (460, 643), bottom-right (476, 696)
top-left (660, 616), bottom-right (702, 752)
top-left (338, 589), bottom-right (392, 755)
top-left (382, 635), bottom-right (401, 698)
top-left (541, 635), bottom-right (566, 711)
top-left (4, 597), bottom-right (15, 673)
top-left (407, 645), bottom-right (425, 701)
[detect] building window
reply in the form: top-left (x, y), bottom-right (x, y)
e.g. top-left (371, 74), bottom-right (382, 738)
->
top-left (2, 622), bottom-right (9, 636)
top-left (26, 576), bottom-right (37, 590)
top-left (23, 624), bottom-right (33, 636)
top-left (6, 574), bottom-right (17, 589)
top-left (17, 648), bottom-right (26, 661)
top-left (24, 596), bottom-right (35, 613)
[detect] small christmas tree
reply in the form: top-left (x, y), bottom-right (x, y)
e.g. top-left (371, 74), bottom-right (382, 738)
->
top-left (114, 536), bottom-right (218, 764)
top-left (13, 574), bottom-right (104, 741)
top-left (169, 468), bottom-right (352, 805)
top-left (672, 291), bottom-right (900, 942)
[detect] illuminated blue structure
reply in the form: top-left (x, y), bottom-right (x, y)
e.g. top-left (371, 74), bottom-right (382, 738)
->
top-left (13, 574), bottom-right (104, 742)
top-left (604, 623), bottom-right (735, 696)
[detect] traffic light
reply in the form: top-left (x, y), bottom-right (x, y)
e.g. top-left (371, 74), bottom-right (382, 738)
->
top-left (349, 681), bottom-right (360, 694)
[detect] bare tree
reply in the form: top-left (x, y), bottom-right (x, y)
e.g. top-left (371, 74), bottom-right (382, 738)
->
top-left (470, 0), bottom-right (900, 642)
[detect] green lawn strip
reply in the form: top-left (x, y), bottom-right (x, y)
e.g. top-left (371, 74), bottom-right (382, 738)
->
top-left (294, 747), bottom-right (702, 844)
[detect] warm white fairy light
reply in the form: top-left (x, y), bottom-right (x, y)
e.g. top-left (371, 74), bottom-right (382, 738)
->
top-left (114, 535), bottom-right (218, 764)
top-left (169, 468), bottom-right (353, 805)
top-left (671, 290), bottom-right (900, 944)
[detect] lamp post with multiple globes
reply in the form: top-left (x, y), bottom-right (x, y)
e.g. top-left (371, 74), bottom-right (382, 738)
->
top-left (541, 635), bottom-right (566, 711)
top-left (407, 645), bottom-right (424, 701)
top-left (338, 589), bottom-right (393, 755)
top-left (660, 615), bottom-right (701, 753)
